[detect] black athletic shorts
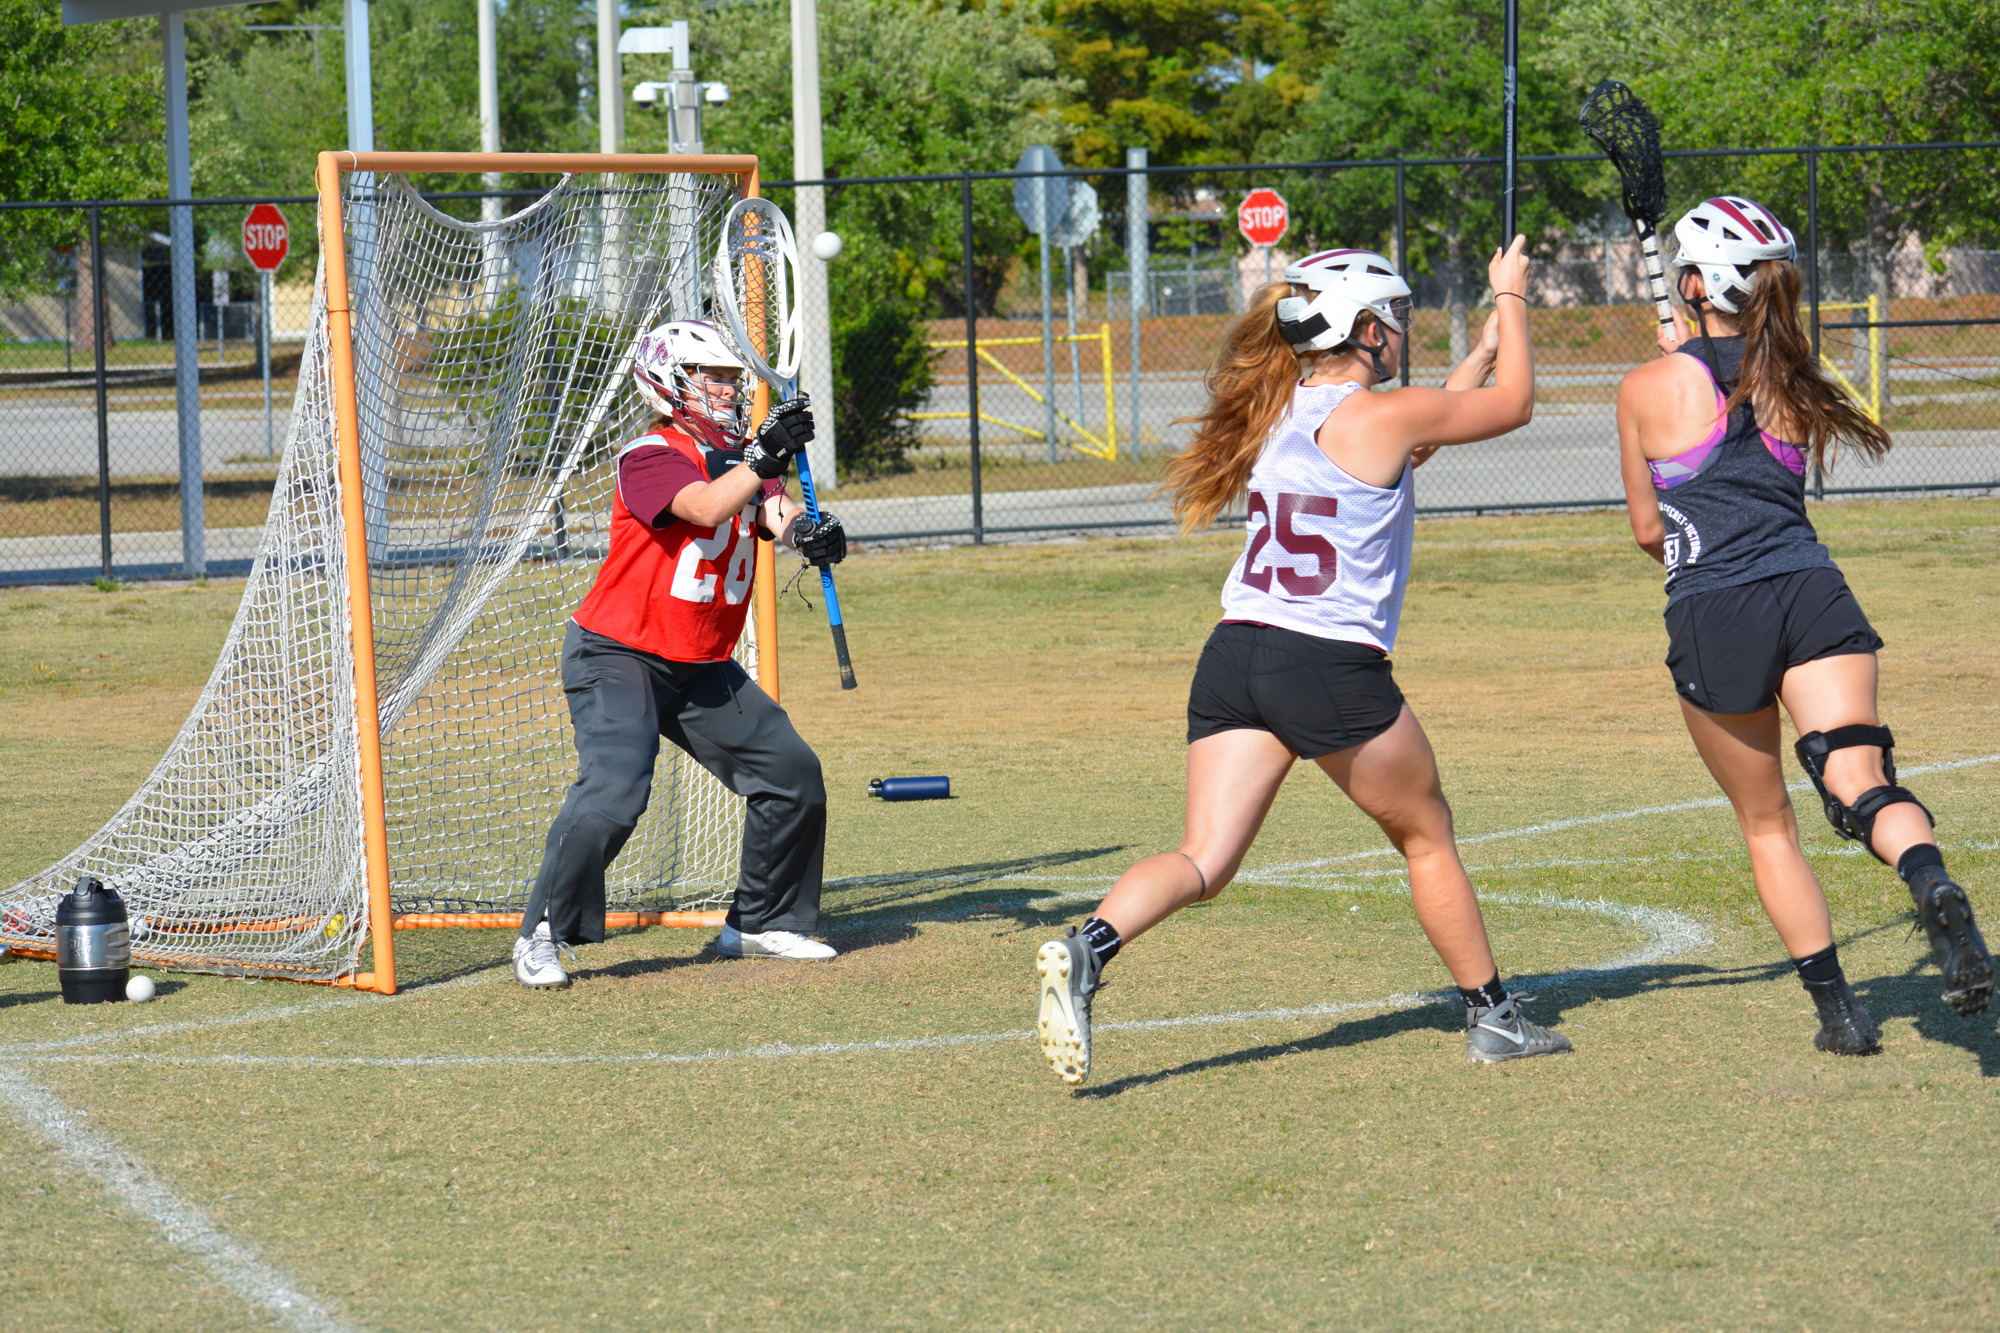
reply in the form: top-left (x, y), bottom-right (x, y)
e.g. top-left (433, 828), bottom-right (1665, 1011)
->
top-left (1664, 566), bottom-right (1884, 715)
top-left (1187, 620), bottom-right (1406, 758)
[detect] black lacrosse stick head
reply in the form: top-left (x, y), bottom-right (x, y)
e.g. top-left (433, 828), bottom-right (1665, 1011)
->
top-left (1580, 79), bottom-right (1666, 230)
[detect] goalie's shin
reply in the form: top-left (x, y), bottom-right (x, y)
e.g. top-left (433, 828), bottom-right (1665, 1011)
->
top-left (1793, 725), bottom-right (1933, 862)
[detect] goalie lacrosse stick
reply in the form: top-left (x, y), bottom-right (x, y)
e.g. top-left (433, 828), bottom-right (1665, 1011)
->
top-left (1579, 80), bottom-right (1675, 334)
top-left (713, 196), bottom-right (857, 690)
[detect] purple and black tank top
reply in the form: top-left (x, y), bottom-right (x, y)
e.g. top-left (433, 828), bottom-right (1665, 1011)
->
top-left (1647, 335), bottom-right (1836, 605)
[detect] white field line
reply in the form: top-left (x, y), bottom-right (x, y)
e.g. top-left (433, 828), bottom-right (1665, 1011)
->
top-left (23, 891), bottom-right (1709, 1072)
top-left (0, 1062), bottom-right (360, 1333)
top-left (0, 968), bottom-right (491, 1059)
top-left (1257, 751), bottom-right (2000, 873)
top-left (1, 757), bottom-right (1983, 1333)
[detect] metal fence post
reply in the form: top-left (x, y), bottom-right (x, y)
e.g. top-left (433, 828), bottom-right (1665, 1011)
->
top-left (1395, 160), bottom-right (1411, 386)
top-left (262, 268), bottom-right (274, 458)
top-left (1126, 146), bottom-right (1147, 459)
top-left (961, 173), bottom-right (983, 544)
top-left (1806, 148), bottom-right (1824, 500)
top-left (90, 206), bottom-right (112, 580)
top-left (164, 14), bottom-right (205, 577)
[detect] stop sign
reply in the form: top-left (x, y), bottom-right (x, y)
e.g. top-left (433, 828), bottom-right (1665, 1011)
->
top-left (242, 204), bottom-right (289, 272)
top-left (1237, 188), bottom-right (1289, 247)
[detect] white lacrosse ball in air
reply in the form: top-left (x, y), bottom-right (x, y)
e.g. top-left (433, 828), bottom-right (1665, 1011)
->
top-left (126, 974), bottom-right (156, 1003)
top-left (811, 231), bottom-right (844, 261)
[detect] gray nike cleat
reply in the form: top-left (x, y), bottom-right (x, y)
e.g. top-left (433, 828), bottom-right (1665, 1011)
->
top-left (1035, 927), bottom-right (1103, 1085)
top-left (1465, 994), bottom-right (1573, 1063)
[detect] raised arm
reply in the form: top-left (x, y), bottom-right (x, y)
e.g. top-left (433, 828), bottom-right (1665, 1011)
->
top-left (1371, 236), bottom-right (1536, 450)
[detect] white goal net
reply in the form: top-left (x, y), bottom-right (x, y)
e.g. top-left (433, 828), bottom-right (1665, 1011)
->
top-left (2, 159), bottom-right (759, 983)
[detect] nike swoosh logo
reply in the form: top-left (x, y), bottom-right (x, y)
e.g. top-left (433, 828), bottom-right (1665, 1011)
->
top-left (1476, 1021), bottom-right (1527, 1046)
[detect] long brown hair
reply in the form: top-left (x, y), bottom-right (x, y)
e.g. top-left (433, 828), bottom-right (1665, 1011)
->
top-left (1726, 258), bottom-right (1890, 471)
top-left (1165, 282), bottom-right (1347, 533)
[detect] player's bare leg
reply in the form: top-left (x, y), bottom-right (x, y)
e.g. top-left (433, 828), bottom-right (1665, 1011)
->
top-left (1779, 653), bottom-right (1992, 1018)
top-left (1681, 695), bottom-right (1880, 1053)
top-left (1036, 730), bottom-right (1294, 1085)
top-left (1323, 706), bottom-right (1570, 1062)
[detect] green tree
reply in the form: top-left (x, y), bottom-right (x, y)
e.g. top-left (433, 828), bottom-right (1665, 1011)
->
top-left (1285, 0), bottom-right (1588, 359)
top-left (1550, 0), bottom-right (2000, 309)
top-left (1047, 0), bottom-right (1315, 167)
top-left (0, 0), bottom-right (162, 297)
top-left (626, 0), bottom-right (1069, 474)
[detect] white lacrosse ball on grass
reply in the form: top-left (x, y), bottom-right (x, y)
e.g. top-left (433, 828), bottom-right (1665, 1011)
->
top-left (126, 974), bottom-right (156, 1003)
top-left (811, 231), bottom-right (843, 261)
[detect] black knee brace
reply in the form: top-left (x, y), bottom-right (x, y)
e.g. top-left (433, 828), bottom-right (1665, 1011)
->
top-left (1794, 725), bottom-right (1933, 863)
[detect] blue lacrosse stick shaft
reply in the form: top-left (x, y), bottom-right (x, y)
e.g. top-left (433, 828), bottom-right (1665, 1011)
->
top-left (789, 430), bottom-right (857, 689)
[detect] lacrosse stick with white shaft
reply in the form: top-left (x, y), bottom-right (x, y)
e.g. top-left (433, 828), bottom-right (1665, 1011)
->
top-left (1580, 80), bottom-right (1675, 335)
top-left (714, 196), bottom-right (856, 691)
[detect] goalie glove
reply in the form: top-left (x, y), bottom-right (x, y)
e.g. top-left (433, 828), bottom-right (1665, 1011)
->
top-left (786, 510), bottom-right (847, 566)
top-left (743, 395), bottom-right (815, 479)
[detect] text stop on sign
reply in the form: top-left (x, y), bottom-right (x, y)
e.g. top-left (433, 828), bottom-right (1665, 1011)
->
top-left (1237, 188), bottom-right (1289, 248)
top-left (242, 203), bottom-right (290, 272)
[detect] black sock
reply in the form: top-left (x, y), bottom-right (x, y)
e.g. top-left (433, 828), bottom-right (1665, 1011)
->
top-left (1792, 943), bottom-right (1845, 988)
top-left (1459, 973), bottom-right (1507, 1010)
top-left (1897, 843), bottom-right (1949, 892)
top-left (1078, 916), bottom-right (1122, 966)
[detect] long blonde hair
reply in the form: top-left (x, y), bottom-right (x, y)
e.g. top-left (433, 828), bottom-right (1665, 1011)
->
top-left (1166, 282), bottom-right (1353, 533)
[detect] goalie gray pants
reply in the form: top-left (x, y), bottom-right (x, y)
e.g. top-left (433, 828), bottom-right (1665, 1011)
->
top-left (521, 623), bottom-right (827, 945)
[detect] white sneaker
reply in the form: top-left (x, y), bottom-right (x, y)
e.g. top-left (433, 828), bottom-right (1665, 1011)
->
top-left (717, 925), bottom-right (837, 960)
top-left (512, 920), bottom-right (572, 989)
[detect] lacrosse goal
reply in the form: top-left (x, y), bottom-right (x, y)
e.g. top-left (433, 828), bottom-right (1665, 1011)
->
top-left (1, 152), bottom-right (781, 994)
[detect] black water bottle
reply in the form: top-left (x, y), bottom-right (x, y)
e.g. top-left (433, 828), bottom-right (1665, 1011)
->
top-left (868, 776), bottom-right (951, 801)
top-left (55, 876), bottom-right (130, 1004)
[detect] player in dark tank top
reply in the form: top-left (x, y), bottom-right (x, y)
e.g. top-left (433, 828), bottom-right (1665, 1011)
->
top-left (1616, 196), bottom-right (1992, 1055)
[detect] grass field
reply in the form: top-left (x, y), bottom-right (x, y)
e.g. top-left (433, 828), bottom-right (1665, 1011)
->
top-left (4, 499), bottom-right (2000, 1331)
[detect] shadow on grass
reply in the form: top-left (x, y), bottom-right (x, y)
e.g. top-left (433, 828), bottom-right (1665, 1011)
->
top-left (1072, 958), bottom-right (1739, 1100)
top-left (1853, 962), bottom-right (2000, 1078)
top-left (1076, 917), bottom-right (2000, 1098)
top-left (822, 846), bottom-right (1128, 952)
top-left (562, 847), bottom-right (1129, 981)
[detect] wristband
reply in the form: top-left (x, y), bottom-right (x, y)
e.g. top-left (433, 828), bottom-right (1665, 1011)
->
top-left (1495, 291), bottom-right (1528, 304)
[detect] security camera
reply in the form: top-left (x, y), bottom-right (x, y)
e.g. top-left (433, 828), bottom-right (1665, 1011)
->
top-left (633, 82), bottom-right (665, 105)
top-left (703, 82), bottom-right (729, 105)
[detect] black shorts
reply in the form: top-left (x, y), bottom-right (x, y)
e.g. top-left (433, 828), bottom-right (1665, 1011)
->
top-left (1187, 621), bottom-right (1406, 758)
top-left (1664, 566), bottom-right (1884, 715)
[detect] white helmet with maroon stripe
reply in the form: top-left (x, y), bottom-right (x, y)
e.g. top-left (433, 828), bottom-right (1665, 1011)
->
top-left (1672, 196), bottom-right (1797, 314)
top-left (632, 320), bottom-right (750, 434)
top-left (1276, 248), bottom-right (1413, 354)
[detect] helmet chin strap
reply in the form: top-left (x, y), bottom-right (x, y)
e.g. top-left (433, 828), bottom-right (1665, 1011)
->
top-left (1355, 327), bottom-right (1393, 384)
top-left (1678, 271), bottom-right (1731, 391)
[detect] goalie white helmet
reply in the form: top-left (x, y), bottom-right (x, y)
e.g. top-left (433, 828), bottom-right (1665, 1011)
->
top-left (1276, 249), bottom-right (1413, 355)
top-left (632, 320), bottom-right (750, 435)
top-left (1672, 196), bottom-right (1797, 314)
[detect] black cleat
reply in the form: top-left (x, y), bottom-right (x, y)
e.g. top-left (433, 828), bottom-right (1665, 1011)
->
top-left (1910, 878), bottom-right (1995, 1018)
top-left (1805, 977), bottom-right (1882, 1056)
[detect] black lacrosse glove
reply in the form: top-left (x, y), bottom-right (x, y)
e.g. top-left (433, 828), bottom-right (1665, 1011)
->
top-left (742, 395), bottom-right (815, 479)
top-left (786, 510), bottom-right (847, 566)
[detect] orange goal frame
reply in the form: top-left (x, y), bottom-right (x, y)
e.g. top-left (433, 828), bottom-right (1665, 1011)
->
top-left (316, 151), bottom-right (778, 995)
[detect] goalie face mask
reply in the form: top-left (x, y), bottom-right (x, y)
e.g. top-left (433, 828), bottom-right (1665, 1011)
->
top-left (633, 320), bottom-right (752, 436)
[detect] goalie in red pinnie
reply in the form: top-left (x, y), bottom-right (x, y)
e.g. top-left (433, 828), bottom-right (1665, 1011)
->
top-left (510, 320), bottom-right (847, 988)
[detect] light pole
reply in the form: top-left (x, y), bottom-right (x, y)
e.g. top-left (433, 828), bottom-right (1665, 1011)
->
top-left (791, 0), bottom-right (837, 489)
top-left (628, 24), bottom-right (727, 322)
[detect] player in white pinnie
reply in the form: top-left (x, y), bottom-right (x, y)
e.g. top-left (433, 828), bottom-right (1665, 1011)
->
top-left (509, 321), bottom-right (848, 989)
top-left (1036, 239), bottom-right (1574, 1084)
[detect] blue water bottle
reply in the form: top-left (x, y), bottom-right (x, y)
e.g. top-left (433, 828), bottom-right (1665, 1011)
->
top-left (868, 776), bottom-right (951, 802)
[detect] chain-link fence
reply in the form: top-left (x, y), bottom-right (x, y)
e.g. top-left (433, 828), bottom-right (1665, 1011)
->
top-left (4, 142), bottom-right (1998, 583)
